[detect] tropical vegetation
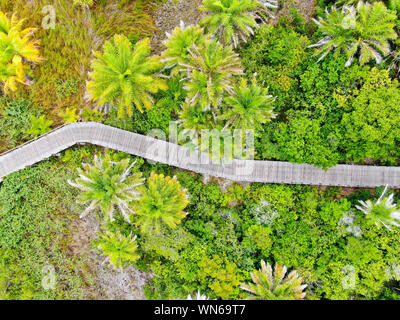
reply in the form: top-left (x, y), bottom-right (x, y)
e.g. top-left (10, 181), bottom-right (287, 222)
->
top-left (87, 35), bottom-right (167, 117)
top-left (0, 11), bottom-right (41, 92)
top-left (310, 1), bottom-right (398, 66)
top-left (0, 0), bottom-right (400, 302)
top-left (133, 172), bottom-right (189, 234)
top-left (96, 231), bottom-right (140, 269)
top-left (68, 155), bottom-right (144, 222)
top-left (240, 260), bottom-right (307, 300)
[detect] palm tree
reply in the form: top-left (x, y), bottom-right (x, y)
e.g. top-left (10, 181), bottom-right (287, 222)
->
top-left (240, 260), bottom-right (307, 300)
top-left (162, 20), bottom-right (207, 75)
top-left (0, 11), bottom-right (41, 92)
top-left (68, 155), bottom-right (145, 222)
top-left (310, 2), bottom-right (398, 66)
top-left (0, 55), bottom-right (26, 93)
top-left (134, 172), bottom-right (189, 234)
top-left (87, 35), bottom-right (167, 118)
top-left (97, 231), bottom-right (139, 269)
top-left (199, 0), bottom-right (263, 47)
top-left (356, 186), bottom-right (400, 231)
top-left (178, 101), bottom-right (215, 133)
top-left (181, 38), bottom-right (243, 110)
top-left (221, 77), bottom-right (275, 131)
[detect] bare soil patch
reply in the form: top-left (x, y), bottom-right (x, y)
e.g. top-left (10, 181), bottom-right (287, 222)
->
top-left (151, 0), bottom-right (204, 54)
top-left (69, 214), bottom-right (153, 300)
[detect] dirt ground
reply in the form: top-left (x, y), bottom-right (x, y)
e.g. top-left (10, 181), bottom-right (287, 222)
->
top-left (69, 214), bottom-right (152, 300)
top-left (151, 0), bottom-right (205, 54)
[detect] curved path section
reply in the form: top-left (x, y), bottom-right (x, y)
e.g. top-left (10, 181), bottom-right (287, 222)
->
top-left (0, 122), bottom-right (399, 188)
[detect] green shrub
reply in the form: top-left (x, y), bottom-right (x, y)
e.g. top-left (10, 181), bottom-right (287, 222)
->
top-left (0, 98), bottom-right (41, 148)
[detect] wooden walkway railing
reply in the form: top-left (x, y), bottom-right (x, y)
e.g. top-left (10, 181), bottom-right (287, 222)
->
top-left (0, 122), bottom-right (399, 188)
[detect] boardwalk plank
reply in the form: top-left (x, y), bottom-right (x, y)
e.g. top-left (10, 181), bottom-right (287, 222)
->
top-left (0, 122), bottom-right (399, 188)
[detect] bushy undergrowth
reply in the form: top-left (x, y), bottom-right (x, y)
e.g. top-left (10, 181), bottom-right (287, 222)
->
top-left (0, 98), bottom-right (42, 150)
top-left (1, 149), bottom-right (400, 300)
top-left (0, 156), bottom-right (95, 299)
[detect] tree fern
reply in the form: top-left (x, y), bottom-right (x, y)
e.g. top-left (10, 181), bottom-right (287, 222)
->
top-left (181, 38), bottom-right (243, 110)
top-left (310, 2), bottom-right (397, 66)
top-left (87, 35), bottom-right (167, 118)
top-left (199, 0), bottom-right (263, 47)
top-left (68, 155), bottom-right (145, 222)
top-left (221, 77), bottom-right (276, 131)
top-left (0, 11), bottom-right (41, 92)
top-left (134, 172), bottom-right (189, 234)
top-left (356, 186), bottom-right (400, 231)
top-left (240, 260), bottom-right (307, 300)
top-left (162, 21), bottom-right (207, 75)
top-left (96, 231), bottom-right (139, 269)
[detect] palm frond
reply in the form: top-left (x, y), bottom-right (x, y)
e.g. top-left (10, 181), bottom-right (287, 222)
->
top-left (87, 35), bottom-right (167, 117)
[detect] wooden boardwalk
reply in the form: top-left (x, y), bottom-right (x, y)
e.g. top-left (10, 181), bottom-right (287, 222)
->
top-left (0, 122), bottom-right (399, 188)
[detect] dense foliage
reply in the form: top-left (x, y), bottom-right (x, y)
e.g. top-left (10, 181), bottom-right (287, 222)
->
top-left (240, 15), bottom-right (400, 168)
top-left (68, 155), bottom-right (144, 222)
top-left (0, 0), bottom-right (400, 302)
top-left (0, 11), bottom-right (41, 93)
top-left (87, 35), bottom-right (167, 117)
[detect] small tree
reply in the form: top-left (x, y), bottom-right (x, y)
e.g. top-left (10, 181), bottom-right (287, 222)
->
top-left (73, 0), bottom-right (94, 8)
top-left (356, 186), bottom-right (400, 231)
top-left (68, 155), bottom-right (144, 222)
top-left (240, 260), bottom-right (307, 300)
top-left (87, 35), bottom-right (167, 117)
top-left (310, 2), bottom-right (397, 66)
top-left (221, 77), bottom-right (275, 131)
top-left (162, 21), bottom-right (207, 75)
top-left (96, 231), bottom-right (139, 269)
top-left (134, 172), bottom-right (189, 234)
